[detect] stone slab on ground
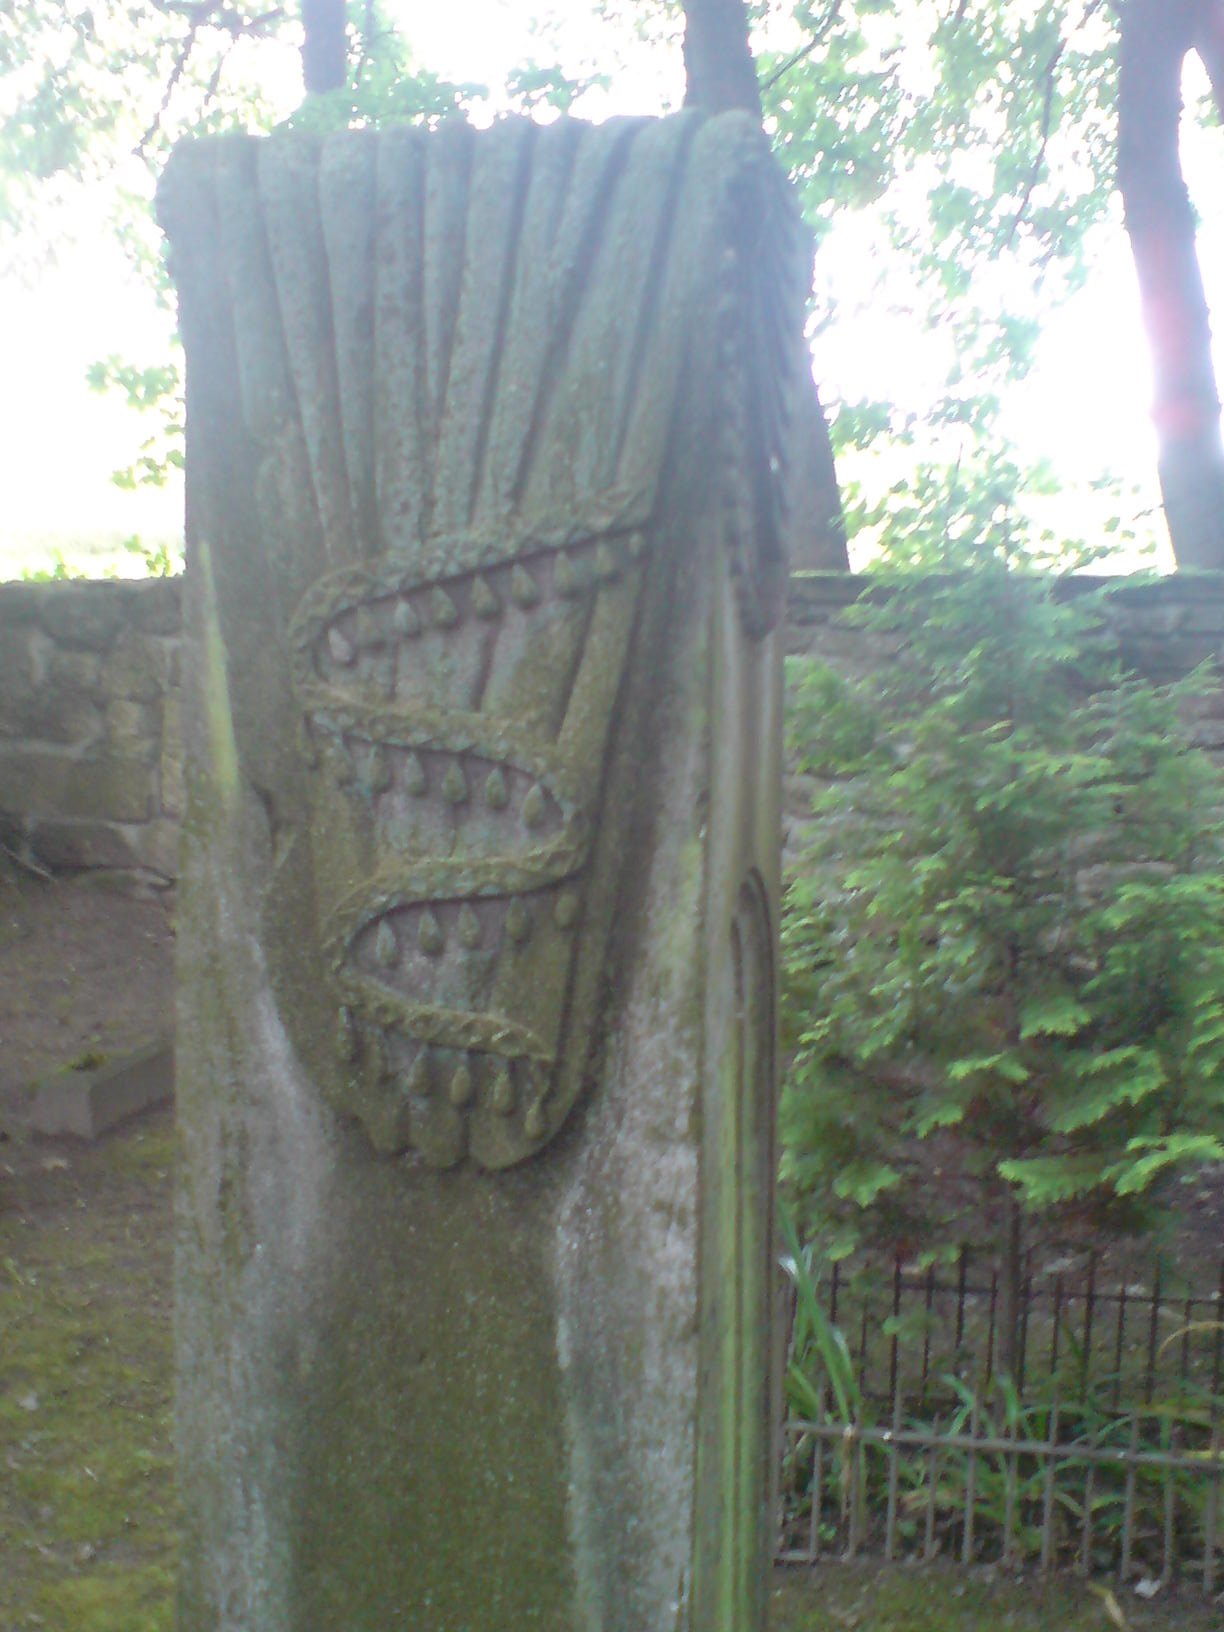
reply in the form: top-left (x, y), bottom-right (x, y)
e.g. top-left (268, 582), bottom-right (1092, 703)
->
top-left (30, 1038), bottom-right (174, 1140)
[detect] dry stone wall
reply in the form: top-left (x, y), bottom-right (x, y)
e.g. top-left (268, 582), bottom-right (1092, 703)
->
top-left (784, 570), bottom-right (1224, 868)
top-left (4, 572), bottom-right (1224, 886)
top-left (0, 578), bottom-right (183, 881)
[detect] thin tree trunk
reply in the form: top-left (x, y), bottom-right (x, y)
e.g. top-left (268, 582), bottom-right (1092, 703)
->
top-left (301, 0), bottom-right (347, 95)
top-left (682, 0), bottom-right (763, 117)
top-left (681, 0), bottom-right (849, 569)
top-left (1194, 3), bottom-right (1224, 115)
top-left (1117, 0), bottom-right (1224, 569)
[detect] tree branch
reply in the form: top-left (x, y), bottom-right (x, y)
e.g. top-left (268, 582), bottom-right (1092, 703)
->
top-left (1001, 0), bottom-right (1106, 252)
top-left (135, 24), bottom-right (199, 157)
top-left (1000, 44), bottom-right (1064, 251)
top-left (759, 1), bottom-right (843, 96)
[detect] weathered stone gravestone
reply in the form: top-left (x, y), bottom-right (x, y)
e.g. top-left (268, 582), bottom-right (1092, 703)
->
top-left (160, 111), bottom-right (808, 1630)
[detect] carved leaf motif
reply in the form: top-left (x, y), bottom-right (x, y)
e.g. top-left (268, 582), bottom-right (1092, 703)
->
top-left (448, 1064), bottom-right (474, 1108)
top-left (329, 627), bottom-right (356, 666)
top-left (471, 576), bottom-right (500, 618)
top-left (492, 1069), bottom-right (515, 1116)
top-left (484, 768), bottom-right (509, 809)
top-left (554, 890), bottom-right (581, 930)
top-left (431, 587), bottom-right (460, 628)
top-left (510, 565), bottom-right (540, 608)
top-left (418, 910), bottom-right (444, 955)
top-left (404, 752), bottom-right (427, 797)
top-left (441, 762), bottom-right (468, 805)
top-left (554, 552), bottom-right (581, 597)
top-left (375, 919), bottom-right (398, 968)
top-left (505, 900), bottom-right (531, 944)
top-left (457, 905), bottom-right (481, 948)
top-left (365, 744), bottom-right (392, 795)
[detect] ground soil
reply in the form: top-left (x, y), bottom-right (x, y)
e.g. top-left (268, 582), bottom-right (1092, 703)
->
top-left (0, 862), bottom-right (175, 1132)
top-left (0, 863), bottom-right (1220, 1629)
top-left (0, 861), bottom-right (176, 1631)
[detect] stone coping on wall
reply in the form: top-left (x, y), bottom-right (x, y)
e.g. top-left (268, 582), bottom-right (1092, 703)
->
top-left (789, 567), bottom-right (1224, 626)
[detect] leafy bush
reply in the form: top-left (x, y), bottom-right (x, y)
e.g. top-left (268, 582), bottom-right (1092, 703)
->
top-left (781, 549), bottom-right (1224, 1370)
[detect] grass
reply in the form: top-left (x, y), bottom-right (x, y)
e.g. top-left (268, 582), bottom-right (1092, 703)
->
top-left (771, 1560), bottom-right (1222, 1630)
top-left (3, 1110), bottom-right (1222, 1629)
top-left (0, 1115), bottom-right (176, 1632)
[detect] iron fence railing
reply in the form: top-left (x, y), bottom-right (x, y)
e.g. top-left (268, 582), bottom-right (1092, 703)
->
top-left (776, 1249), bottom-right (1224, 1591)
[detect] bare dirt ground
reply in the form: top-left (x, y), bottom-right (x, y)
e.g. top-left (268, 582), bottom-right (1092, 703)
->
top-left (0, 863), bottom-right (174, 1134)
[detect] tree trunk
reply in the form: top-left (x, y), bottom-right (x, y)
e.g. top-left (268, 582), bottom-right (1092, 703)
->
top-left (1117, 0), bottom-right (1224, 569)
top-left (301, 0), bottom-right (347, 95)
top-left (682, 0), bottom-right (763, 117)
top-left (682, 0), bottom-right (849, 569)
top-left (1194, 3), bottom-right (1224, 114)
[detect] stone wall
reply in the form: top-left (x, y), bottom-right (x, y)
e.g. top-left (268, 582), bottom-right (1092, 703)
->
top-left (0, 578), bottom-right (183, 881)
top-left (787, 570), bottom-right (1224, 685)
top-left (4, 572), bottom-right (1223, 884)
top-left (784, 569), bottom-right (1224, 865)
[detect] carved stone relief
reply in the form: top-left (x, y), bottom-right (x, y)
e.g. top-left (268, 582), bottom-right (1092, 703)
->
top-left (284, 523), bottom-right (654, 1169)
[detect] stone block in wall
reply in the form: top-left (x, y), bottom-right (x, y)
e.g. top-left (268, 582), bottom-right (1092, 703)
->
top-left (103, 631), bottom-right (171, 703)
top-left (0, 584), bottom-right (43, 629)
top-left (131, 815), bottom-right (180, 878)
top-left (46, 647), bottom-right (105, 703)
top-left (36, 582), bottom-right (127, 650)
top-left (25, 814), bottom-right (179, 880)
top-left (159, 689), bottom-right (184, 818)
top-left (105, 698), bottom-right (164, 764)
top-left (0, 624), bottom-right (102, 745)
top-left (130, 578), bottom-right (183, 635)
top-left (0, 746), bottom-right (156, 823)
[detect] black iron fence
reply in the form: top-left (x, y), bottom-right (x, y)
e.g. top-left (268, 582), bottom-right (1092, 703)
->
top-left (777, 1249), bottom-right (1224, 1591)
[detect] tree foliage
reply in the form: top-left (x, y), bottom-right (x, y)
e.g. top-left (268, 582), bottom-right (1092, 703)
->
top-left (4, 1), bottom-right (1222, 568)
top-left (781, 537), bottom-right (1224, 1362)
top-left (757, 0), bottom-right (1224, 567)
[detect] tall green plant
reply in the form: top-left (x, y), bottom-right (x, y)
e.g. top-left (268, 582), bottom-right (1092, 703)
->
top-left (781, 542), bottom-right (1224, 1371)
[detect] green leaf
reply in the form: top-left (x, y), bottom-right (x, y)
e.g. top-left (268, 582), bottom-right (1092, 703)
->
top-left (1019, 993), bottom-right (1091, 1040)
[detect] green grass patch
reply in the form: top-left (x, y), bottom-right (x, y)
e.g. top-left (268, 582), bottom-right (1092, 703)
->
top-left (771, 1560), bottom-right (1221, 1631)
top-left (0, 1119), bottom-right (176, 1632)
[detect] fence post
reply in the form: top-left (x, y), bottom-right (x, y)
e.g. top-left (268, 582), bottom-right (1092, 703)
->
top-left (1204, 1411), bottom-right (1220, 1596)
top-left (1119, 1413), bottom-right (1139, 1583)
top-left (1040, 1396), bottom-right (1060, 1572)
top-left (885, 1386), bottom-right (902, 1561)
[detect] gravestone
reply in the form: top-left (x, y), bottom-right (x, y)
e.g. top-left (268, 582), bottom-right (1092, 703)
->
top-left (160, 111), bottom-right (808, 1631)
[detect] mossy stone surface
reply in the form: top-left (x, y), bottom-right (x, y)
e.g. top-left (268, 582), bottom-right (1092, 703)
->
top-left (165, 110), bottom-right (803, 1630)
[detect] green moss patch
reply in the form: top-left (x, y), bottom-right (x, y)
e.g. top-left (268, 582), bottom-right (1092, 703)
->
top-left (0, 1114), bottom-right (176, 1632)
top-left (770, 1560), bottom-right (1221, 1631)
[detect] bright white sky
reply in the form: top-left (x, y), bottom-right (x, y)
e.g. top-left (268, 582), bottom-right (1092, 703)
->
top-left (0, 3), bottom-right (1220, 578)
